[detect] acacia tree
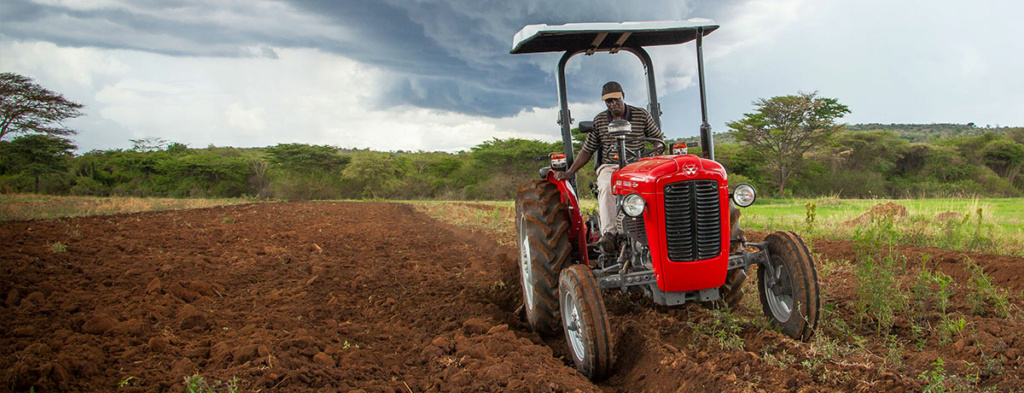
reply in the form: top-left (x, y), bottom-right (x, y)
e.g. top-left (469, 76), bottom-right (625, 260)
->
top-left (727, 92), bottom-right (850, 197)
top-left (0, 134), bottom-right (77, 192)
top-left (265, 143), bottom-right (349, 174)
top-left (0, 72), bottom-right (84, 141)
top-left (341, 151), bottom-right (405, 199)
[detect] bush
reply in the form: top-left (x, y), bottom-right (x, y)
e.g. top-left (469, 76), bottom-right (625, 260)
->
top-left (269, 171), bottom-right (342, 201)
top-left (69, 176), bottom-right (110, 196)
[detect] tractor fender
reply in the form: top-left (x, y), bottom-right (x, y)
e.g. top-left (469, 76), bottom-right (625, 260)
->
top-left (544, 169), bottom-right (590, 267)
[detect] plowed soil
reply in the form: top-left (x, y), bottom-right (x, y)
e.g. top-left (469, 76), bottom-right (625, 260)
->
top-left (2, 202), bottom-right (1023, 392)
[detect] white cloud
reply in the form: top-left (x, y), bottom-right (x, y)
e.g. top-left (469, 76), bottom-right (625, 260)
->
top-left (4, 0), bottom-right (1022, 154)
top-left (709, 0), bottom-right (810, 58)
top-left (1, 41), bottom-right (129, 88)
top-left (2, 41), bottom-right (607, 152)
top-left (225, 103), bottom-right (267, 133)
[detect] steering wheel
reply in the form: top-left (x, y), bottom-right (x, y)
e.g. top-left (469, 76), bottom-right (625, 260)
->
top-left (622, 137), bottom-right (666, 163)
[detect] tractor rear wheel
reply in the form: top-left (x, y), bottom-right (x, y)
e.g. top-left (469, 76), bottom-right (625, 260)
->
top-left (757, 231), bottom-right (820, 341)
top-left (515, 180), bottom-right (572, 336)
top-left (559, 264), bottom-right (614, 381)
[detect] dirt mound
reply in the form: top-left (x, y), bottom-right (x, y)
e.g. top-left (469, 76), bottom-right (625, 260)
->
top-left (934, 211), bottom-right (965, 221)
top-left (846, 201), bottom-right (908, 226)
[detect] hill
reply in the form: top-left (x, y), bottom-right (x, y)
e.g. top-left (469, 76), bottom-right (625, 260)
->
top-left (845, 123), bottom-right (1023, 143)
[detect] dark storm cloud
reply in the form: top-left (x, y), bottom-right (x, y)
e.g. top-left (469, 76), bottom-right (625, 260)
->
top-left (284, 0), bottom-right (570, 116)
top-left (0, 0), bottom-right (698, 116)
top-left (1, 0), bottom-right (301, 57)
top-left (293, 0), bottom-right (698, 115)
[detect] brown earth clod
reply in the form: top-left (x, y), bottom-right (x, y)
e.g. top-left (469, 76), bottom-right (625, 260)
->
top-left (2, 202), bottom-right (1022, 392)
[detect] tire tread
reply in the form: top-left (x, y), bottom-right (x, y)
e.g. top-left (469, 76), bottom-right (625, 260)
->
top-left (758, 231), bottom-right (820, 341)
top-left (516, 180), bottom-right (572, 335)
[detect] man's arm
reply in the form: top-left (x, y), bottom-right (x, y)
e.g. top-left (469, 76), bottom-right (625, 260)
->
top-left (556, 124), bottom-right (601, 181)
top-left (554, 149), bottom-right (593, 181)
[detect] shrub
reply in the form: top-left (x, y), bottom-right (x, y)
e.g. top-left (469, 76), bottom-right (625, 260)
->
top-left (852, 216), bottom-right (909, 333)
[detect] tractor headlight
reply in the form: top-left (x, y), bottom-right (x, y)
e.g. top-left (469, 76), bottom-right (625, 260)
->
top-left (622, 193), bottom-right (645, 217)
top-left (731, 183), bottom-right (757, 207)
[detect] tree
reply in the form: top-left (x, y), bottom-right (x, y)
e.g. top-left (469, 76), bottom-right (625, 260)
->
top-left (1004, 128), bottom-right (1024, 145)
top-left (155, 150), bottom-right (250, 197)
top-left (0, 134), bottom-right (76, 192)
top-left (727, 92), bottom-right (850, 197)
top-left (265, 143), bottom-right (349, 174)
top-left (0, 72), bottom-right (84, 141)
top-left (982, 138), bottom-right (1024, 178)
top-left (341, 151), bottom-right (404, 199)
top-left (470, 138), bottom-right (560, 172)
top-left (130, 137), bottom-right (171, 152)
top-left (834, 130), bottom-right (910, 174)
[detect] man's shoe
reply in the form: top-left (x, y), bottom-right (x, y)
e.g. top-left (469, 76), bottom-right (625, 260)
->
top-left (598, 233), bottom-right (617, 255)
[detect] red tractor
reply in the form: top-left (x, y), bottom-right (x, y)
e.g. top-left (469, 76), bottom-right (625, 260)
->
top-left (511, 20), bottom-right (820, 380)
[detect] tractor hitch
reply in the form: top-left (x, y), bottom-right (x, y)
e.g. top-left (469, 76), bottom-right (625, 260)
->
top-left (728, 243), bottom-right (780, 292)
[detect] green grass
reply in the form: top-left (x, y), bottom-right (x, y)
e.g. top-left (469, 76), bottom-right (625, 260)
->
top-left (747, 197), bottom-right (1024, 231)
top-left (405, 196), bottom-right (1024, 257)
top-left (742, 197), bottom-right (1024, 256)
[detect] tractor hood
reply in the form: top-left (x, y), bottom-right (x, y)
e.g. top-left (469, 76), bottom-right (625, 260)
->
top-left (612, 154), bottom-right (726, 195)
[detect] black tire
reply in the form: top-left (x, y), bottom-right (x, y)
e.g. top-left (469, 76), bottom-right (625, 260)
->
top-left (722, 268), bottom-right (749, 307)
top-left (515, 180), bottom-right (572, 336)
top-left (700, 268), bottom-right (747, 310)
top-left (700, 204), bottom-right (746, 309)
top-left (757, 231), bottom-right (820, 341)
top-left (559, 264), bottom-right (614, 381)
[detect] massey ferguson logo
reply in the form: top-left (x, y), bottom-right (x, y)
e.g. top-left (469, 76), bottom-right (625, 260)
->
top-left (683, 164), bottom-right (698, 175)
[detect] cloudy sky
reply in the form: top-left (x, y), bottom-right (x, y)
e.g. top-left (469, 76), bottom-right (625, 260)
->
top-left (2, 0), bottom-right (1022, 153)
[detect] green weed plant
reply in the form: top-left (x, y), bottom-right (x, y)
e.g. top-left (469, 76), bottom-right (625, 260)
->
top-left (964, 257), bottom-right (1011, 318)
top-left (690, 308), bottom-right (744, 351)
top-left (852, 215), bottom-right (909, 334)
top-left (918, 358), bottom-right (979, 393)
top-left (49, 241), bottom-right (67, 253)
top-left (183, 374), bottom-right (240, 393)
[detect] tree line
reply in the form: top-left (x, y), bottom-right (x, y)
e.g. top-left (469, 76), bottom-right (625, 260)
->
top-left (2, 73), bottom-right (1022, 200)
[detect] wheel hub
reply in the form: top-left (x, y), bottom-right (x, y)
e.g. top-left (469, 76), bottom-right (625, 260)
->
top-left (764, 257), bottom-right (794, 321)
top-left (564, 293), bottom-right (586, 360)
top-left (519, 216), bottom-right (534, 309)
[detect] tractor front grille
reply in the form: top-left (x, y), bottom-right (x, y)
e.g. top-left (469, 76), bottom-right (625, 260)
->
top-left (663, 180), bottom-right (721, 261)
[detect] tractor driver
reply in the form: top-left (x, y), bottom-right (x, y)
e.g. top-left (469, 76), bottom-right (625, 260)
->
top-left (555, 81), bottom-right (664, 249)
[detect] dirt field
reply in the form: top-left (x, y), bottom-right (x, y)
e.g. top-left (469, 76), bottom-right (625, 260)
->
top-left (2, 202), bottom-right (1022, 392)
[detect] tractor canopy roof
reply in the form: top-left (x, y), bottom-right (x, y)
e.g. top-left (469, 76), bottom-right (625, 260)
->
top-left (510, 19), bottom-right (719, 55)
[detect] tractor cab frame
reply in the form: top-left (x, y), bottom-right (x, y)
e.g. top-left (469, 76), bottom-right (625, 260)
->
top-left (511, 20), bottom-right (719, 176)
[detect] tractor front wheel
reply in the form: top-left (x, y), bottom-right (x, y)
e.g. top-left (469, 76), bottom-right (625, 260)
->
top-left (515, 180), bottom-right (572, 336)
top-left (757, 231), bottom-right (820, 341)
top-left (559, 264), bottom-right (614, 381)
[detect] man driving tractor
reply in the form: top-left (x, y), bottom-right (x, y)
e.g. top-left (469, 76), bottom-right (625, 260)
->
top-left (555, 81), bottom-right (665, 251)
top-left (513, 21), bottom-right (819, 380)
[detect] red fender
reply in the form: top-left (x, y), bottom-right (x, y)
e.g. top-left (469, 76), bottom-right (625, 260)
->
top-left (544, 170), bottom-right (591, 267)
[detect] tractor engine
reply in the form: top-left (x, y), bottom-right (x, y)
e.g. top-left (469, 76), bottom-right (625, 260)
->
top-left (610, 154), bottom-right (731, 295)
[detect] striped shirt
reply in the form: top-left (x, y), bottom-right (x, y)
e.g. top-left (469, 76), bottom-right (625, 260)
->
top-left (582, 105), bottom-right (664, 166)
